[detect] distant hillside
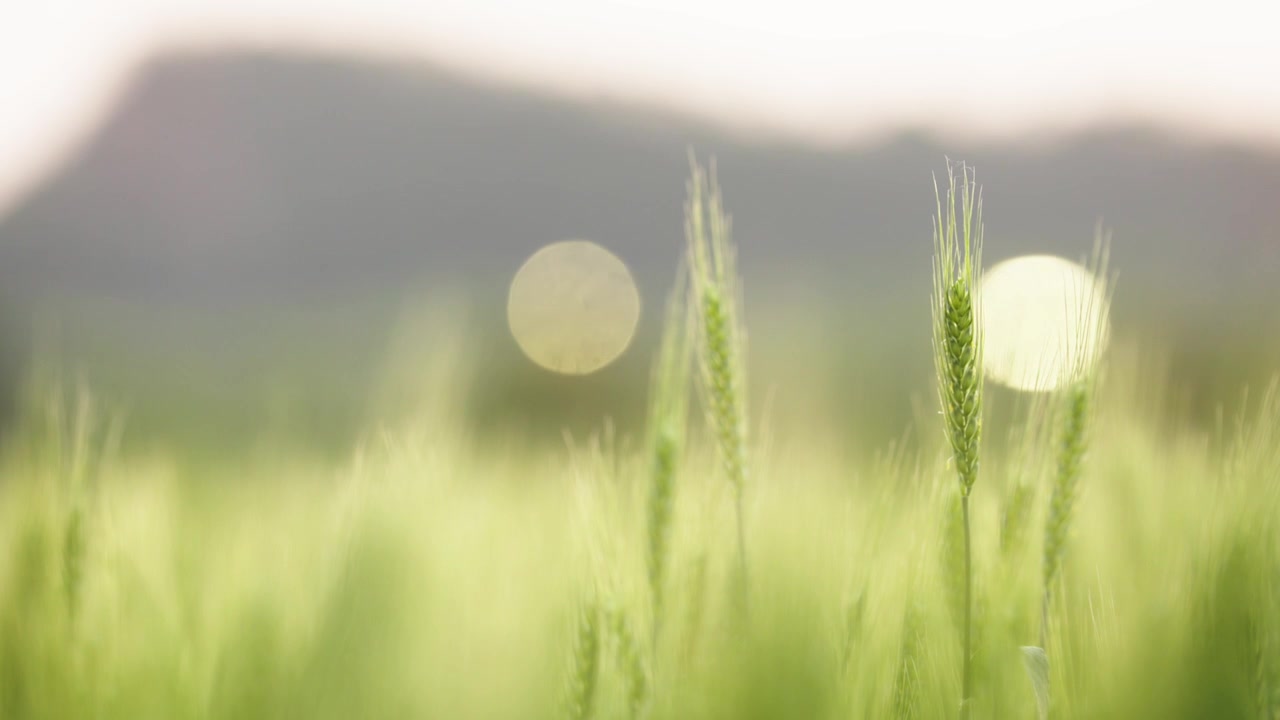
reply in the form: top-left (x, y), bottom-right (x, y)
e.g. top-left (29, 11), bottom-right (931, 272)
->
top-left (2, 51), bottom-right (1278, 305)
top-left (0, 50), bottom-right (1276, 447)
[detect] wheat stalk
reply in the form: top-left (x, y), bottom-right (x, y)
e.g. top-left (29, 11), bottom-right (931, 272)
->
top-left (610, 607), bottom-right (649, 720)
top-left (930, 160), bottom-right (984, 718)
top-left (646, 270), bottom-right (692, 645)
top-left (686, 154), bottom-right (751, 612)
top-left (50, 381), bottom-right (124, 624)
top-left (1041, 380), bottom-right (1089, 627)
top-left (942, 490), bottom-right (968, 634)
top-left (1041, 233), bottom-right (1112, 646)
top-left (564, 600), bottom-right (602, 720)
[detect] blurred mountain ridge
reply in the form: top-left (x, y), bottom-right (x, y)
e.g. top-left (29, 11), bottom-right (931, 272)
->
top-left (1, 49), bottom-right (1277, 309)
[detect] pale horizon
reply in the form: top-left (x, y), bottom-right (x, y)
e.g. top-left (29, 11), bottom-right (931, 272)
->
top-left (3, 0), bottom-right (1279, 216)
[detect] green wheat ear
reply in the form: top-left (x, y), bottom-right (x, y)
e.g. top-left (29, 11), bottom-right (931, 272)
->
top-left (52, 381), bottom-right (124, 623)
top-left (1042, 231), bottom-right (1114, 636)
top-left (564, 600), bottom-right (602, 720)
top-left (1042, 380), bottom-right (1089, 597)
top-left (609, 606), bottom-right (649, 720)
top-left (1028, 230), bottom-right (1114, 718)
top-left (685, 153), bottom-right (751, 609)
top-left (646, 267), bottom-right (692, 643)
top-left (931, 161), bottom-right (984, 497)
top-left (930, 160), bottom-right (984, 720)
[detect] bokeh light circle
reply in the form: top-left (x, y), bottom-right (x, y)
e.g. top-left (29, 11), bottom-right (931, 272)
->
top-left (977, 255), bottom-right (1109, 392)
top-left (507, 240), bottom-right (641, 375)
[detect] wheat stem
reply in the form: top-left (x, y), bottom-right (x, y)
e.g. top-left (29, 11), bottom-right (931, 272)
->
top-left (961, 494), bottom-right (973, 718)
top-left (1041, 233), bottom-right (1111, 653)
top-left (931, 160), bottom-right (984, 718)
top-left (647, 427), bottom-right (678, 642)
top-left (646, 273), bottom-right (691, 647)
top-left (686, 154), bottom-right (751, 613)
top-left (610, 608), bottom-right (648, 720)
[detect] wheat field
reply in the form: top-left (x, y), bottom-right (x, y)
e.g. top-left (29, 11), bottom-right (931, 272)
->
top-left (0, 160), bottom-right (1276, 720)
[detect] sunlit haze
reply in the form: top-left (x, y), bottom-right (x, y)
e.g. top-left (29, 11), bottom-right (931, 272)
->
top-left (2, 0), bottom-right (1279, 216)
top-left (978, 255), bottom-right (1110, 393)
top-left (508, 240), bottom-right (641, 375)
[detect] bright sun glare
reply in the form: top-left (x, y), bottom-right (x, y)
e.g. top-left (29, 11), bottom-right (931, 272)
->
top-left (978, 255), bottom-right (1109, 392)
top-left (507, 240), bottom-right (641, 375)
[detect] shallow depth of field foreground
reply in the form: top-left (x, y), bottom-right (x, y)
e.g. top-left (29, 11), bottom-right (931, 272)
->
top-left (0, 162), bottom-right (1277, 720)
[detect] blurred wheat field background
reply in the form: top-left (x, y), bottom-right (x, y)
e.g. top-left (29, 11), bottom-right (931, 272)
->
top-left (0, 159), bottom-right (1276, 720)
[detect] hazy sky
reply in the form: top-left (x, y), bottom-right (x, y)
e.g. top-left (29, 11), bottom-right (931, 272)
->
top-left (2, 0), bottom-right (1278, 215)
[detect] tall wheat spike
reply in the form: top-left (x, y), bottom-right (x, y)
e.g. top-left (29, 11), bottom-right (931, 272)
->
top-left (646, 270), bottom-right (692, 645)
top-left (930, 160), bottom-right (984, 719)
top-left (610, 607), bottom-right (649, 720)
top-left (686, 154), bottom-right (751, 611)
top-left (53, 381), bottom-right (123, 624)
top-left (564, 600), bottom-right (602, 720)
top-left (1041, 233), bottom-right (1112, 647)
